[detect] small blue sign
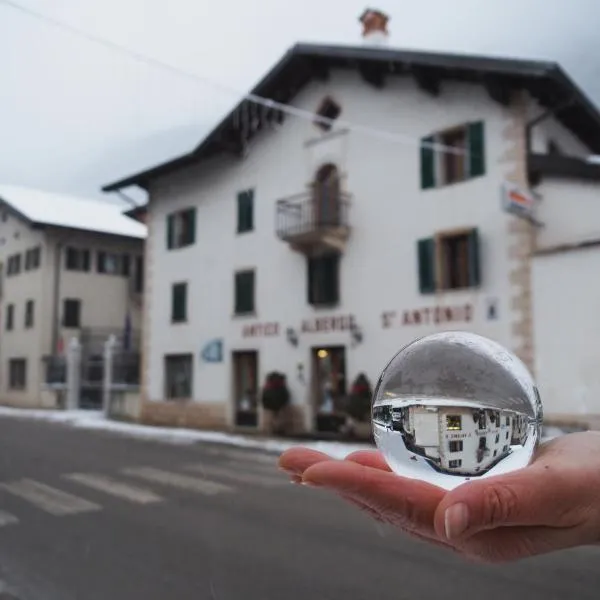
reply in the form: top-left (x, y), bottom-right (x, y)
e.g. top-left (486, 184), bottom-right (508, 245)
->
top-left (201, 339), bottom-right (223, 363)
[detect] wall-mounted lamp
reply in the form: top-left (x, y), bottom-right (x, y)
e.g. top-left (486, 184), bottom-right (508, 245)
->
top-left (286, 327), bottom-right (299, 347)
top-left (350, 322), bottom-right (363, 346)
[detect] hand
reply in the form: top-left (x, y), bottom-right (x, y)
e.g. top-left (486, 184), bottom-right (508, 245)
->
top-left (278, 432), bottom-right (600, 563)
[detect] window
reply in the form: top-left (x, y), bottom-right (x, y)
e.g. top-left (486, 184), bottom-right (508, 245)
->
top-left (166, 208), bottom-right (196, 250)
top-left (234, 270), bottom-right (255, 315)
top-left (448, 440), bottom-right (463, 453)
top-left (8, 358), bottom-right (27, 390)
top-left (6, 254), bottom-right (21, 276)
top-left (315, 97), bottom-right (341, 131)
top-left (307, 253), bottom-right (340, 306)
top-left (164, 354), bottom-right (193, 400)
top-left (97, 252), bottom-right (129, 275)
top-left (134, 255), bottom-right (144, 293)
top-left (24, 246), bottom-right (41, 271)
top-left (477, 412), bottom-right (486, 430)
top-left (420, 121), bottom-right (485, 189)
top-left (236, 189), bottom-right (254, 233)
top-left (417, 228), bottom-right (480, 294)
top-left (506, 431), bottom-right (510, 439)
top-left (171, 282), bottom-right (188, 323)
top-left (495, 433), bottom-right (500, 444)
top-left (446, 415), bottom-right (462, 431)
top-left (5, 303), bottom-right (14, 331)
top-left (505, 416), bottom-right (510, 426)
top-left (448, 459), bottom-right (462, 469)
top-left (65, 247), bottom-right (90, 272)
top-left (63, 299), bottom-right (81, 328)
top-left (24, 300), bottom-right (34, 328)
top-left (503, 445), bottom-right (509, 453)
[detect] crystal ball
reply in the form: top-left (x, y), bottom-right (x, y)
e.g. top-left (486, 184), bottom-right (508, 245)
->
top-left (372, 331), bottom-right (543, 491)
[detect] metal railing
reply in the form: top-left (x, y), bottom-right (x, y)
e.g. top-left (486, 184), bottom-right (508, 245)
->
top-left (275, 191), bottom-right (350, 240)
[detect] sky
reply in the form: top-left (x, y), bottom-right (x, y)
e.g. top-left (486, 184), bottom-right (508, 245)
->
top-left (1, 0), bottom-right (599, 209)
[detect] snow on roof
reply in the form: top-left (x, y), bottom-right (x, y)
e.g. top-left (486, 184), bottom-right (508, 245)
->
top-left (0, 185), bottom-right (147, 239)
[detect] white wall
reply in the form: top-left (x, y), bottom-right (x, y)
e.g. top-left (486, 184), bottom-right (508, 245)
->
top-left (146, 70), bottom-right (526, 420)
top-left (533, 247), bottom-right (600, 418)
top-left (0, 208), bottom-right (46, 405)
top-left (535, 178), bottom-right (600, 249)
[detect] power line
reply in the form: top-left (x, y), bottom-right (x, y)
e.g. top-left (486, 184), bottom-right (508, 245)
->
top-left (0, 0), bottom-right (466, 155)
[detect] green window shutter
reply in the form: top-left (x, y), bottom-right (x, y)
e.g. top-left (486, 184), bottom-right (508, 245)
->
top-left (323, 253), bottom-right (340, 304)
top-left (468, 121), bottom-right (485, 178)
top-left (235, 271), bottom-right (255, 314)
top-left (420, 136), bottom-right (436, 189)
top-left (237, 190), bottom-right (254, 233)
top-left (417, 237), bottom-right (436, 294)
top-left (166, 214), bottom-right (175, 249)
top-left (307, 257), bottom-right (316, 305)
top-left (171, 283), bottom-right (187, 322)
top-left (186, 208), bottom-right (197, 245)
top-left (467, 228), bottom-right (481, 287)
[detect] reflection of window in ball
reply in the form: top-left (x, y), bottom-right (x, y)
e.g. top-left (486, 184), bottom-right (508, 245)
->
top-left (371, 331), bottom-right (542, 491)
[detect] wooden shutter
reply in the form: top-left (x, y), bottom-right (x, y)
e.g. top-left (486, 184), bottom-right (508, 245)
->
top-left (235, 271), bottom-right (255, 314)
top-left (307, 257), bottom-right (316, 305)
top-left (186, 208), bottom-right (197, 245)
top-left (237, 190), bottom-right (254, 233)
top-left (420, 136), bottom-right (436, 189)
top-left (97, 251), bottom-right (106, 274)
top-left (467, 228), bottom-right (481, 287)
top-left (468, 121), bottom-right (485, 178)
top-left (172, 283), bottom-right (187, 322)
top-left (417, 237), bottom-right (436, 294)
top-left (323, 254), bottom-right (340, 304)
top-left (166, 214), bottom-right (175, 249)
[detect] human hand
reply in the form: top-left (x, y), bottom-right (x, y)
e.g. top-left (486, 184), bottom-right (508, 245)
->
top-left (278, 432), bottom-right (600, 563)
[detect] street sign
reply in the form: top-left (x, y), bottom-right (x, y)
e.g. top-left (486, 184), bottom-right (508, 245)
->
top-left (501, 182), bottom-right (542, 225)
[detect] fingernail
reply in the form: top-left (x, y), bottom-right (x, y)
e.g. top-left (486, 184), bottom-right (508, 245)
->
top-left (300, 479), bottom-right (321, 488)
top-left (290, 475), bottom-right (302, 485)
top-left (444, 503), bottom-right (469, 540)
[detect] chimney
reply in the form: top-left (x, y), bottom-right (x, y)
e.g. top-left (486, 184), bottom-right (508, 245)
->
top-left (359, 8), bottom-right (390, 45)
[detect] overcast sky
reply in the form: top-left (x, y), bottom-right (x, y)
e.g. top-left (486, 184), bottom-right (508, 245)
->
top-left (1, 0), bottom-right (599, 207)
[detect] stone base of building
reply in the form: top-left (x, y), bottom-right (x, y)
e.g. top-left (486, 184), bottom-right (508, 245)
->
top-left (544, 414), bottom-right (600, 431)
top-left (140, 400), bottom-right (229, 430)
top-left (0, 389), bottom-right (63, 409)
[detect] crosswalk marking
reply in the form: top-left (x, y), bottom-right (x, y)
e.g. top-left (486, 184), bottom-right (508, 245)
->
top-left (64, 473), bottom-right (164, 504)
top-left (0, 479), bottom-right (101, 516)
top-left (185, 464), bottom-right (286, 488)
top-left (0, 510), bottom-right (18, 527)
top-left (206, 448), bottom-right (278, 466)
top-left (122, 467), bottom-right (233, 496)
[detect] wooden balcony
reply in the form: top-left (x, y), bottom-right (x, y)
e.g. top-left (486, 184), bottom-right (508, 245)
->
top-left (275, 191), bottom-right (351, 254)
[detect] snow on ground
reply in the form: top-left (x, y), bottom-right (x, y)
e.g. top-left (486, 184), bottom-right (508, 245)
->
top-left (0, 407), bottom-right (369, 459)
top-left (0, 407), bottom-right (570, 459)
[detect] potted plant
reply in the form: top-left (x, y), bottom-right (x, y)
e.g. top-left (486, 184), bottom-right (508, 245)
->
top-left (346, 373), bottom-right (373, 423)
top-left (260, 372), bottom-right (291, 432)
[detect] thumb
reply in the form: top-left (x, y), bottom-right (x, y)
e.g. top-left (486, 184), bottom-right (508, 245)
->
top-left (434, 465), bottom-right (593, 541)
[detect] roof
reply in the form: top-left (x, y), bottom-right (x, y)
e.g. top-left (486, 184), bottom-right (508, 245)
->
top-left (102, 42), bottom-right (600, 192)
top-left (0, 185), bottom-right (147, 239)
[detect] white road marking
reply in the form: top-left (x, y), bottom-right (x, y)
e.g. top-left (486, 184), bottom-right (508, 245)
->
top-left (185, 464), bottom-right (286, 488)
top-left (0, 510), bottom-right (18, 527)
top-left (0, 479), bottom-right (101, 516)
top-left (121, 467), bottom-right (233, 496)
top-left (64, 473), bottom-right (164, 504)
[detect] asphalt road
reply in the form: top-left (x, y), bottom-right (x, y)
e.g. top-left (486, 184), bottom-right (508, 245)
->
top-left (0, 416), bottom-right (598, 600)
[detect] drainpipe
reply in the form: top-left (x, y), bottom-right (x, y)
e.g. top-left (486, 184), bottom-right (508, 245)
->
top-left (525, 98), bottom-right (575, 154)
top-left (51, 240), bottom-right (64, 356)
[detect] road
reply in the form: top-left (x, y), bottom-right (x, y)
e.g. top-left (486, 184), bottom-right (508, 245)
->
top-left (0, 416), bottom-right (597, 600)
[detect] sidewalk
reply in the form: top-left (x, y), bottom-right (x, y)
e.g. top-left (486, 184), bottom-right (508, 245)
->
top-left (0, 406), bottom-right (568, 459)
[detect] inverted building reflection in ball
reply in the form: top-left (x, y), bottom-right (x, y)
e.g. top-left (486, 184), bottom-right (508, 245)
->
top-left (372, 332), bottom-right (543, 491)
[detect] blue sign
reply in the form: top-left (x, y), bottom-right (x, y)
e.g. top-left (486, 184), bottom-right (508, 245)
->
top-left (201, 339), bottom-right (223, 363)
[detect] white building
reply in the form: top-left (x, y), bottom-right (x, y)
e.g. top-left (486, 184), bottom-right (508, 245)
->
top-left (103, 10), bottom-right (600, 435)
top-left (0, 185), bottom-right (146, 408)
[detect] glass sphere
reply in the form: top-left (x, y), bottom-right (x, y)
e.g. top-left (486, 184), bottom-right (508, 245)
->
top-left (372, 331), bottom-right (543, 491)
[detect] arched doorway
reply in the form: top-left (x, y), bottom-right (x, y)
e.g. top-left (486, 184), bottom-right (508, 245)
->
top-left (313, 163), bottom-right (341, 227)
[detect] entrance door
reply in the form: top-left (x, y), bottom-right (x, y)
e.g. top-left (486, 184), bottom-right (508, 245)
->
top-left (313, 164), bottom-right (341, 227)
top-left (232, 351), bottom-right (259, 427)
top-left (312, 346), bottom-right (346, 432)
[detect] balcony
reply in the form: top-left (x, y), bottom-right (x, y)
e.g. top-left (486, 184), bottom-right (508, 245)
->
top-left (275, 191), bottom-right (351, 254)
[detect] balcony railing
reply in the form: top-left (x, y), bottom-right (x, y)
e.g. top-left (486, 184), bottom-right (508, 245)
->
top-left (275, 191), bottom-right (351, 250)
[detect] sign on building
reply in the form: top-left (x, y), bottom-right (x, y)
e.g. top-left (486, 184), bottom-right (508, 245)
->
top-left (201, 339), bottom-right (223, 363)
top-left (501, 182), bottom-right (541, 225)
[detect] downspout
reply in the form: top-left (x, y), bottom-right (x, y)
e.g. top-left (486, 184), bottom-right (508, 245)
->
top-left (524, 99), bottom-right (575, 155)
top-left (51, 239), bottom-right (64, 355)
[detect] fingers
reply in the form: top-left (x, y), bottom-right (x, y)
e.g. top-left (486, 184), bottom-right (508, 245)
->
top-left (278, 448), bottom-right (332, 475)
top-left (303, 459), bottom-right (446, 536)
top-left (345, 450), bottom-right (393, 472)
top-left (434, 465), bottom-right (595, 542)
